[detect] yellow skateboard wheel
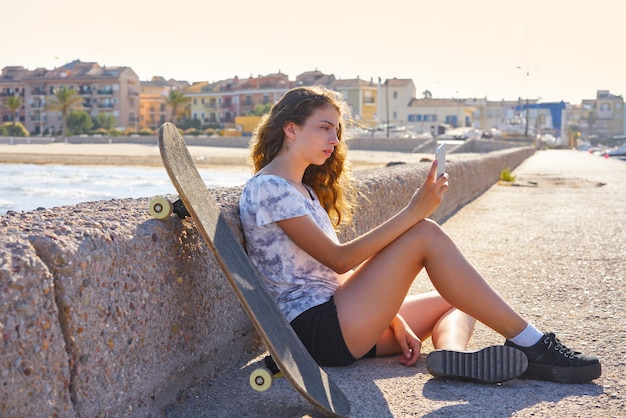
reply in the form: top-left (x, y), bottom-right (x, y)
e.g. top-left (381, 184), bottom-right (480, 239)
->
top-left (249, 368), bottom-right (273, 392)
top-left (149, 196), bottom-right (173, 220)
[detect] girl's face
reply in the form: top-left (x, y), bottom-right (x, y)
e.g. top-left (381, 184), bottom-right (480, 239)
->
top-left (288, 104), bottom-right (340, 166)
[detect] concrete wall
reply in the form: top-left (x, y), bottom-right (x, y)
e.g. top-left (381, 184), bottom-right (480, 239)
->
top-left (0, 135), bottom-right (429, 152)
top-left (0, 146), bottom-right (534, 417)
top-left (0, 135), bottom-right (530, 154)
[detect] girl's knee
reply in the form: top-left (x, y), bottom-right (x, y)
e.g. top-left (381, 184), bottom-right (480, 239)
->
top-left (417, 217), bottom-right (442, 230)
top-left (410, 218), bottom-right (445, 242)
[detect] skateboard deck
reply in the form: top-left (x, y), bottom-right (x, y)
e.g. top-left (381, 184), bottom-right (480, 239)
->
top-left (156, 122), bottom-right (350, 417)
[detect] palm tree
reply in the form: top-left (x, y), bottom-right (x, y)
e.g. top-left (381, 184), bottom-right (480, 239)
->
top-left (46, 88), bottom-right (84, 140)
top-left (165, 90), bottom-right (188, 125)
top-left (566, 123), bottom-right (582, 149)
top-left (581, 109), bottom-right (597, 134)
top-left (6, 95), bottom-right (22, 127)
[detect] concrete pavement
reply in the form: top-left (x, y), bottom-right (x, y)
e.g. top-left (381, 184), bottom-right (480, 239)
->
top-left (164, 150), bottom-right (625, 417)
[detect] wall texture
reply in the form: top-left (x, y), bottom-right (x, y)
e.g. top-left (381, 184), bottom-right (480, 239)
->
top-left (0, 146), bottom-right (534, 417)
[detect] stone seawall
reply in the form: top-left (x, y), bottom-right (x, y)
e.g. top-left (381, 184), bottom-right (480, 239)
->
top-left (0, 147), bottom-right (534, 417)
top-left (0, 134), bottom-right (428, 152)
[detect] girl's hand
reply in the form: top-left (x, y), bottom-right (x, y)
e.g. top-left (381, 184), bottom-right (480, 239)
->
top-left (390, 315), bottom-right (422, 367)
top-left (407, 160), bottom-right (449, 221)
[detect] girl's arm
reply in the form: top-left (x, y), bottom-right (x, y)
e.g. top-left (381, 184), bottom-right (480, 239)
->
top-left (278, 161), bottom-right (448, 273)
top-left (390, 314), bottom-right (422, 366)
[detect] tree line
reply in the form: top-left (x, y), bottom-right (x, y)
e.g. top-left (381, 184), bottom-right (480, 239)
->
top-left (1, 89), bottom-right (189, 138)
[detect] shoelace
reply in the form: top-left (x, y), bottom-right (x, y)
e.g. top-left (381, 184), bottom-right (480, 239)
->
top-left (544, 332), bottom-right (577, 359)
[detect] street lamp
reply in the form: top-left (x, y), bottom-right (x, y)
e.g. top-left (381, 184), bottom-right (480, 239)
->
top-left (377, 77), bottom-right (391, 138)
top-left (516, 66), bottom-right (530, 138)
top-left (385, 79), bottom-right (389, 139)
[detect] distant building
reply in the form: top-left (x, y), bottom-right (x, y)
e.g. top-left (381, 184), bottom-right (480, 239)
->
top-left (139, 76), bottom-right (188, 129)
top-left (472, 99), bottom-right (521, 132)
top-left (377, 78), bottom-right (416, 128)
top-left (294, 69), bottom-right (336, 87)
top-left (406, 98), bottom-right (476, 134)
top-left (186, 73), bottom-right (291, 129)
top-left (562, 90), bottom-right (624, 139)
top-left (515, 101), bottom-right (567, 138)
top-left (3, 60), bottom-right (623, 140)
top-left (0, 66), bottom-right (42, 127)
top-left (330, 77), bottom-right (378, 128)
top-left (1, 60), bottom-right (140, 134)
top-left (185, 70), bottom-right (387, 134)
top-left (186, 70), bottom-right (339, 132)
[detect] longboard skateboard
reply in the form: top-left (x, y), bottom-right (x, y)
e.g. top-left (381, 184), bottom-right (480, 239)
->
top-left (150, 122), bottom-right (350, 417)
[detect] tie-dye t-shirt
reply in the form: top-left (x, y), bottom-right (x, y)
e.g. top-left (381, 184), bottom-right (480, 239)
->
top-left (239, 174), bottom-right (340, 322)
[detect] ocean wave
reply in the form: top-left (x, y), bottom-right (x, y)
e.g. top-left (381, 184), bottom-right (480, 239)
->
top-left (0, 163), bottom-right (250, 214)
top-left (18, 187), bottom-right (113, 199)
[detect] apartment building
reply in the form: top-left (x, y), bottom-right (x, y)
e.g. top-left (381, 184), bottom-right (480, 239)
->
top-left (0, 60), bottom-right (140, 134)
top-left (186, 70), bottom-right (387, 133)
top-left (406, 98), bottom-right (477, 134)
top-left (465, 99), bottom-right (515, 131)
top-left (188, 78), bottom-right (231, 127)
top-left (561, 90), bottom-right (624, 139)
top-left (294, 69), bottom-right (336, 88)
top-left (471, 98), bottom-right (544, 137)
top-left (584, 90), bottom-right (623, 137)
top-left (476, 92), bottom-right (624, 140)
top-left (376, 78), bottom-right (417, 129)
top-left (187, 74), bottom-right (289, 128)
top-left (0, 66), bottom-right (38, 126)
top-left (186, 71), bottom-right (331, 130)
top-left (139, 76), bottom-right (189, 129)
top-left (186, 70), bottom-right (385, 134)
top-left (330, 77), bottom-right (378, 128)
top-left (6, 60), bottom-right (621, 140)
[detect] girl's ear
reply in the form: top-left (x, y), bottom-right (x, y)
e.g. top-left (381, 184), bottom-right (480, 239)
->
top-left (283, 122), bottom-right (297, 141)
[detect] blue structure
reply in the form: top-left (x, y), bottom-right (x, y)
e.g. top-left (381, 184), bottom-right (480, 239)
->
top-left (515, 101), bottom-right (567, 136)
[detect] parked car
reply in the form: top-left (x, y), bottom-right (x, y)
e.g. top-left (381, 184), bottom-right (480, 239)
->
top-left (438, 127), bottom-right (482, 141)
top-left (577, 143), bottom-right (603, 155)
top-left (604, 144), bottom-right (626, 157)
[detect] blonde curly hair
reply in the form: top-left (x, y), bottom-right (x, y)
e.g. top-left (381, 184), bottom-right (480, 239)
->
top-left (249, 85), bottom-right (356, 228)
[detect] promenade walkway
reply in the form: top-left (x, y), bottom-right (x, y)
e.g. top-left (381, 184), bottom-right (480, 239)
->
top-left (166, 149), bottom-right (625, 417)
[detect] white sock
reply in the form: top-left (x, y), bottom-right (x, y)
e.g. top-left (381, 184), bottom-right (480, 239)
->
top-left (509, 324), bottom-right (544, 347)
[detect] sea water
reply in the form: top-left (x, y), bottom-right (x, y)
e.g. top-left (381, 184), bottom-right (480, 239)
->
top-left (0, 163), bottom-right (251, 215)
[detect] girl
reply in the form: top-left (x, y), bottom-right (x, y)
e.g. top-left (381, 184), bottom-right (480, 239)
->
top-left (239, 85), bottom-right (600, 384)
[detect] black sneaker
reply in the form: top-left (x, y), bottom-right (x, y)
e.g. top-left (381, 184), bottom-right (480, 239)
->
top-left (505, 332), bottom-right (601, 383)
top-left (426, 345), bottom-right (528, 384)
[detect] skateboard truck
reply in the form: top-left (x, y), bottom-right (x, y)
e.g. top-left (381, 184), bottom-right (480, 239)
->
top-left (172, 198), bottom-right (190, 218)
top-left (265, 355), bottom-right (281, 376)
top-left (148, 197), bottom-right (190, 219)
top-left (249, 355), bottom-right (284, 392)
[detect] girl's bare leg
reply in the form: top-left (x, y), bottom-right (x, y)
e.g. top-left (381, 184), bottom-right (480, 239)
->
top-left (334, 219), bottom-right (528, 358)
top-left (431, 307), bottom-right (476, 350)
top-left (375, 292), bottom-right (476, 357)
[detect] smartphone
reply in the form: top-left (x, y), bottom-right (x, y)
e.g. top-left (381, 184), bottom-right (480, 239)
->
top-left (435, 143), bottom-right (446, 178)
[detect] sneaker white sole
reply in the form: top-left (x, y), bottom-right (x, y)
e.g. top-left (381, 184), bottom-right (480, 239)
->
top-left (426, 345), bottom-right (528, 384)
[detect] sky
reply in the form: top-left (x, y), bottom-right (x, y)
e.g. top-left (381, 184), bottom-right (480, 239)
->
top-left (2, 0), bottom-right (624, 104)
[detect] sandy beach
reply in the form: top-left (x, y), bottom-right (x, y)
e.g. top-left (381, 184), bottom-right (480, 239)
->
top-left (0, 142), bottom-right (433, 171)
top-left (0, 143), bottom-right (250, 171)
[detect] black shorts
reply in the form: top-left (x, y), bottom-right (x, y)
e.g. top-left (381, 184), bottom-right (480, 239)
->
top-left (290, 296), bottom-right (376, 367)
